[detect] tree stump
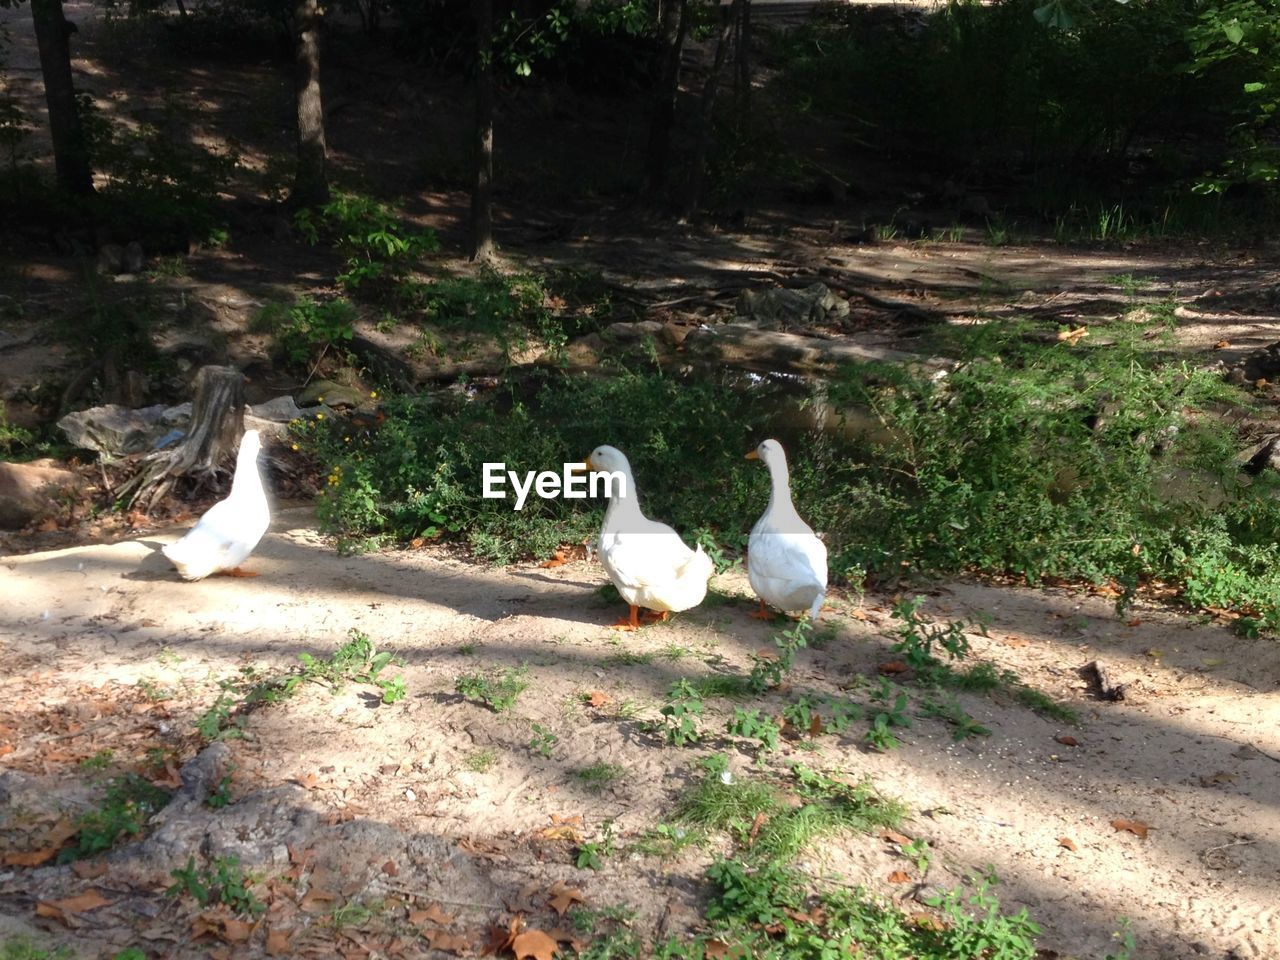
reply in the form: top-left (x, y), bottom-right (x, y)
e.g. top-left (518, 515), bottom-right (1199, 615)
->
top-left (123, 365), bottom-right (246, 510)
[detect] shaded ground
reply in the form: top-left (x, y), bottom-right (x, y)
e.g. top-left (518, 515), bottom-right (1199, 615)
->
top-left (2, 507), bottom-right (1279, 959)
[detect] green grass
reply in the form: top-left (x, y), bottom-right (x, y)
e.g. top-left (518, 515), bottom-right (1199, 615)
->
top-left (455, 665), bottom-right (530, 712)
top-left (59, 774), bottom-right (171, 861)
top-left (575, 762), bottom-right (625, 791)
top-left (464, 748), bottom-right (498, 773)
top-left (298, 320), bottom-right (1280, 632)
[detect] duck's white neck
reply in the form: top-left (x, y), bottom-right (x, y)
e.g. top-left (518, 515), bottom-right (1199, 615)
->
top-left (229, 442), bottom-right (263, 501)
top-left (602, 466), bottom-right (643, 529)
top-left (765, 454), bottom-right (796, 515)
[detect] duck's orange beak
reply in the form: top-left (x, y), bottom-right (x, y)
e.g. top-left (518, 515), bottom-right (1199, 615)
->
top-left (745, 450), bottom-right (760, 460)
top-left (570, 458), bottom-right (593, 473)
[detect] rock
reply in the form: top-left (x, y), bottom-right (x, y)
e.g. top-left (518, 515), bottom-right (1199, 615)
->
top-left (123, 240), bottom-right (145, 274)
top-left (58, 404), bottom-right (170, 456)
top-left (0, 459), bottom-right (82, 529)
top-left (602, 320), bottom-right (664, 342)
top-left (661, 321), bottom-right (693, 347)
top-left (736, 282), bottom-right (851, 331)
top-left (248, 395), bottom-right (307, 422)
top-left (297, 379), bottom-right (367, 408)
top-left (1235, 340), bottom-right (1280, 383)
top-left (96, 243), bottom-right (125, 275)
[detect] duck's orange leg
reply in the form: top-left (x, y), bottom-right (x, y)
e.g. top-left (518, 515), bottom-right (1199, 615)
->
top-left (610, 604), bottom-right (641, 631)
top-left (749, 599), bottom-right (772, 620)
top-left (641, 610), bottom-right (670, 624)
top-left (219, 567), bottom-right (260, 578)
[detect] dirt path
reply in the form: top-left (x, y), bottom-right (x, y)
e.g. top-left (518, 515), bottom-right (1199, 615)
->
top-left (2, 507), bottom-right (1279, 959)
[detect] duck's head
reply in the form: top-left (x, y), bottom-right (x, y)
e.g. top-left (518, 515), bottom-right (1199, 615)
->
top-left (582, 444), bottom-right (632, 476)
top-left (746, 438), bottom-right (786, 466)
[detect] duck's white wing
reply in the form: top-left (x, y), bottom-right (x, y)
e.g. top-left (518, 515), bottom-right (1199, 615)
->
top-left (748, 521), bottom-right (828, 590)
top-left (163, 499), bottom-right (253, 573)
top-left (601, 519), bottom-right (697, 591)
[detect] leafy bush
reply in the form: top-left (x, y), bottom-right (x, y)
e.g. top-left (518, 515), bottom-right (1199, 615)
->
top-left (298, 323), bottom-right (1280, 630)
top-left (254, 296), bottom-right (357, 366)
top-left (295, 192), bottom-right (439, 296)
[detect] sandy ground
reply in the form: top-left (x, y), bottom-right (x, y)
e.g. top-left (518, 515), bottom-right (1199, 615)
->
top-left (1, 507), bottom-right (1279, 959)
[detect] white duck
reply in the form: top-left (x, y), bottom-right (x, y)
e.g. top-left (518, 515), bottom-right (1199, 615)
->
top-left (163, 429), bottom-right (270, 581)
top-left (582, 445), bottom-right (714, 631)
top-left (745, 438), bottom-right (827, 620)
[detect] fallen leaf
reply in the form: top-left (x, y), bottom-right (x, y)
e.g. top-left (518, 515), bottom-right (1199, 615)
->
top-left (1057, 326), bottom-right (1089, 345)
top-left (381, 860), bottom-right (399, 877)
top-left (222, 918), bottom-right (254, 943)
top-left (540, 551), bottom-right (569, 569)
top-left (878, 661), bottom-right (909, 675)
top-left (70, 860), bottom-right (108, 879)
top-left (35, 889), bottom-right (112, 923)
top-left (878, 828), bottom-right (913, 845)
top-left (409, 903), bottom-right (455, 926)
top-left (264, 928), bottom-right (293, 956)
top-left (1214, 339), bottom-right (1231, 349)
top-left (301, 888), bottom-right (339, 913)
top-left (512, 929), bottom-right (558, 960)
top-left (909, 912), bottom-right (947, 930)
top-left (1055, 735), bottom-right (1079, 747)
top-left (0, 743), bottom-right (14, 758)
top-left (746, 811), bottom-right (768, 847)
top-left (1000, 635), bottom-right (1030, 648)
top-left (1127, 619), bottom-right (1143, 627)
top-left (293, 772), bottom-right (322, 790)
top-left (1057, 837), bottom-right (1078, 851)
top-left (887, 870), bottom-right (912, 883)
top-left (808, 715), bottom-right (824, 737)
top-left (547, 881), bottom-right (586, 916)
top-left (4, 847), bottom-right (63, 868)
top-left (1110, 819), bottom-right (1149, 839)
top-left (587, 691), bottom-right (613, 709)
top-left (425, 927), bottom-right (470, 953)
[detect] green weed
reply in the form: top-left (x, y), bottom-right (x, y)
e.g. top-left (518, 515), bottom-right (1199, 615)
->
top-left (455, 665), bottom-right (530, 712)
top-left (166, 855), bottom-right (264, 916)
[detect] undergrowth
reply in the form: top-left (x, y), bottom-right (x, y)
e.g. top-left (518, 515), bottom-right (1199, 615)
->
top-left (299, 319), bottom-right (1280, 631)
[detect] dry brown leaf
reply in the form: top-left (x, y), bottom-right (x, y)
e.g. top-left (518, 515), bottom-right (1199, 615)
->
top-left (1055, 735), bottom-right (1079, 747)
top-left (877, 661), bottom-right (909, 675)
top-left (909, 912), bottom-right (947, 930)
top-left (547, 881), bottom-right (587, 916)
top-left (381, 860), bottom-right (399, 877)
top-left (293, 772), bottom-right (322, 790)
top-left (0, 743), bottom-right (14, 758)
top-left (265, 927), bottom-right (293, 956)
top-left (1214, 339), bottom-right (1231, 349)
top-left (4, 847), bottom-right (62, 867)
top-left (704, 939), bottom-right (751, 959)
top-left (1110, 819), bottom-right (1149, 839)
top-left (35, 889), bottom-right (111, 921)
top-left (747, 811), bottom-right (769, 847)
top-left (1057, 837), bottom-right (1078, 851)
top-left (301, 888), bottom-right (339, 913)
top-left (1057, 326), bottom-right (1089, 345)
top-left (222, 918), bottom-right (254, 943)
top-left (587, 691), bottom-right (613, 709)
top-left (878, 828), bottom-right (913, 845)
top-left (887, 870), bottom-right (912, 884)
top-left (808, 715), bottom-right (824, 737)
top-left (409, 903), bottom-right (455, 926)
top-left (512, 929), bottom-right (558, 960)
top-left (425, 928), bottom-right (471, 953)
top-left (70, 859), bottom-right (108, 879)
top-left (1000, 635), bottom-right (1030, 648)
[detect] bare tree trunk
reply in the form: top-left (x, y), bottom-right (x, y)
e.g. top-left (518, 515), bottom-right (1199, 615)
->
top-left (681, 0), bottom-right (740, 221)
top-left (290, 0), bottom-right (329, 208)
top-left (735, 0), bottom-right (751, 126)
top-left (121, 366), bottom-right (246, 510)
top-left (469, 0), bottom-right (495, 261)
top-left (644, 0), bottom-right (688, 197)
top-left (29, 0), bottom-right (93, 196)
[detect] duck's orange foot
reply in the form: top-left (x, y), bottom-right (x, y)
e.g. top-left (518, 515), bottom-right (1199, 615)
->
top-left (220, 567), bottom-right (260, 578)
top-left (749, 600), bottom-right (773, 620)
top-left (641, 610), bottom-right (670, 624)
top-left (610, 605), bottom-right (641, 631)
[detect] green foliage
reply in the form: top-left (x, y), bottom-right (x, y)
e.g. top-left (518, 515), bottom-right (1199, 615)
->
top-left (529, 721), bottom-right (559, 757)
top-left (576, 762), bottom-right (624, 790)
top-left (655, 680), bottom-right (705, 746)
top-left (59, 774), bottom-right (171, 861)
top-left (890, 597), bottom-right (974, 679)
top-left (301, 324), bottom-right (1280, 630)
top-left (78, 94), bottom-right (237, 248)
top-left (725, 708), bottom-right (781, 753)
top-left (295, 192), bottom-right (439, 296)
top-left (455, 665), bottom-right (529, 712)
top-left (0, 407), bottom-right (34, 460)
top-left (167, 855), bottom-right (264, 916)
top-left (254, 297), bottom-right (357, 367)
top-left (294, 628), bottom-right (407, 703)
top-left (920, 697), bottom-right (993, 742)
top-left (0, 939), bottom-right (72, 960)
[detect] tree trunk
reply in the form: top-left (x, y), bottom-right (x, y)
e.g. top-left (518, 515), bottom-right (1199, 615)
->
top-left (643, 0), bottom-right (688, 197)
top-left (290, 0), bottom-right (329, 208)
top-left (469, 0), bottom-right (495, 261)
top-left (681, 0), bottom-right (740, 221)
top-left (735, 0), bottom-right (751, 125)
top-left (123, 365), bottom-right (246, 510)
top-left (29, 0), bottom-right (93, 196)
